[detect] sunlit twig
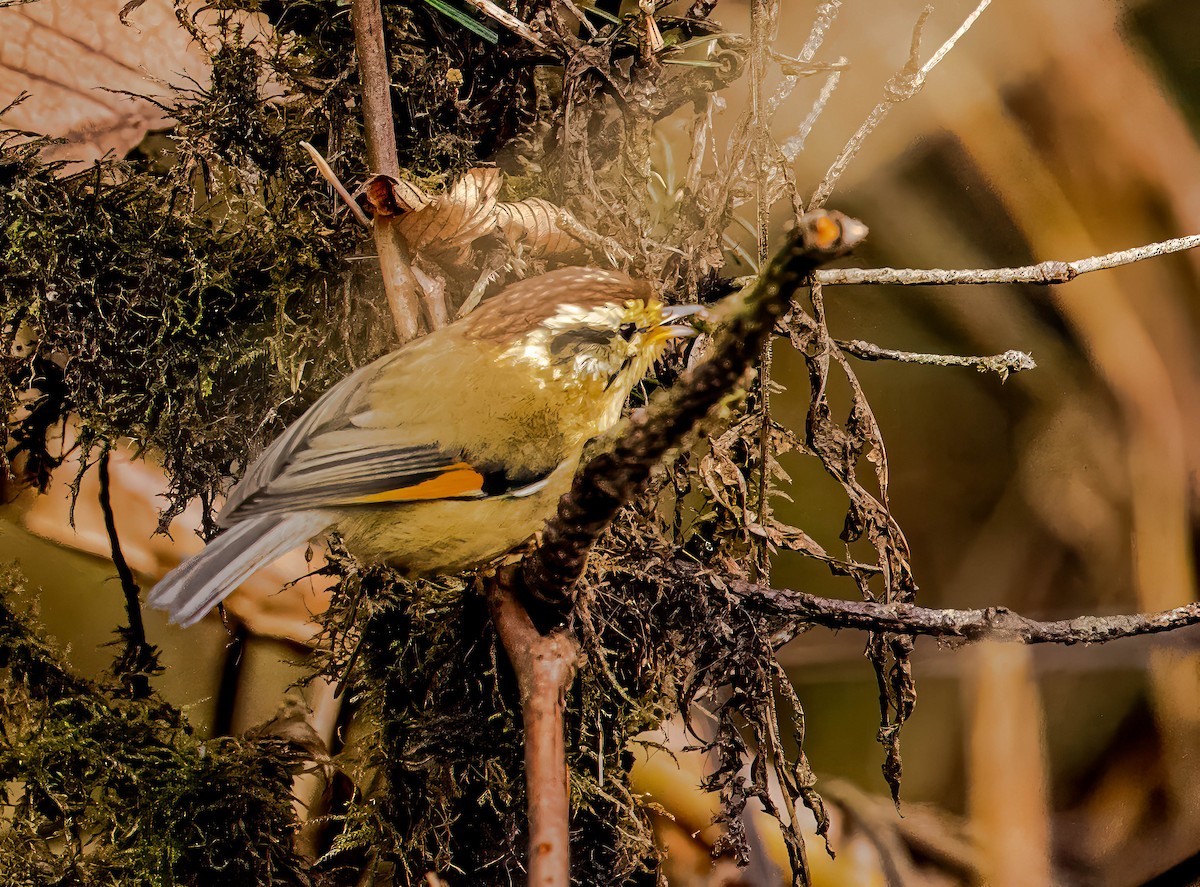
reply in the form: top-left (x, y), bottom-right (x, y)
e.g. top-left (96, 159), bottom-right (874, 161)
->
top-left (814, 234), bottom-right (1200, 286)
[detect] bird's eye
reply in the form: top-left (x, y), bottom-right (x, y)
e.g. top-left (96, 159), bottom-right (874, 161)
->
top-left (618, 322), bottom-right (638, 341)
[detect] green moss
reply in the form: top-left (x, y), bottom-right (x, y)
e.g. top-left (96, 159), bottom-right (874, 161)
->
top-left (0, 570), bottom-right (311, 886)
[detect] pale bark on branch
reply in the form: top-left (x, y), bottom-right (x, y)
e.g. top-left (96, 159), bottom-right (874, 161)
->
top-left (814, 234), bottom-right (1200, 286)
top-left (351, 0), bottom-right (429, 341)
top-left (728, 581), bottom-right (1200, 647)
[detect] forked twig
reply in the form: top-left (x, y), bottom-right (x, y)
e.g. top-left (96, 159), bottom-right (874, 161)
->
top-left (808, 0), bottom-right (991, 210)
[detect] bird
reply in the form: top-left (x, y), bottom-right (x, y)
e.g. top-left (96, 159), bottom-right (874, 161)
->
top-left (146, 266), bottom-right (703, 627)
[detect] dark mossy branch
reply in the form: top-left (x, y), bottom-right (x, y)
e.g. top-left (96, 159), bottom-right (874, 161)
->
top-left (486, 211), bottom-right (865, 887)
top-left (97, 448), bottom-right (157, 696)
top-left (519, 211), bottom-right (869, 605)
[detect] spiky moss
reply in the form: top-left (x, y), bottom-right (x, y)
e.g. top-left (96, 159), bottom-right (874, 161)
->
top-left (0, 28), bottom-right (372, 523)
top-left (212, 0), bottom-right (537, 179)
top-left (0, 569), bottom-right (312, 887)
top-left (308, 506), bottom-right (787, 886)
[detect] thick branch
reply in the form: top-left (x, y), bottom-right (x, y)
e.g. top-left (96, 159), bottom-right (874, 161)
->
top-left (486, 211), bottom-right (865, 886)
top-left (729, 581), bottom-right (1200, 646)
top-left (488, 570), bottom-right (579, 887)
top-left (521, 210), bottom-right (869, 602)
top-left (814, 234), bottom-right (1200, 286)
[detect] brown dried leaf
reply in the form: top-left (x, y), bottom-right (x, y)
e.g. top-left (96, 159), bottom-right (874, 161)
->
top-left (356, 167), bottom-right (588, 260)
top-left (494, 196), bottom-right (586, 256)
top-left (398, 167), bottom-right (502, 253)
top-left (0, 0), bottom-right (211, 164)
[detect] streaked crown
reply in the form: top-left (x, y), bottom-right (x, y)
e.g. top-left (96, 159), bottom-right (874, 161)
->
top-left (463, 267), bottom-right (698, 396)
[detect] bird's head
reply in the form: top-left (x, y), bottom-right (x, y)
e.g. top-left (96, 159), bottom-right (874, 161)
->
top-left (465, 267), bottom-right (704, 401)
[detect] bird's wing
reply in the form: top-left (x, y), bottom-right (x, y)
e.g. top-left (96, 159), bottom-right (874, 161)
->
top-left (218, 350), bottom-right (553, 524)
top-left (147, 511), bottom-right (332, 627)
top-left (219, 354), bottom-right (397, 523)
top-left (226, 442), bottom-right (501, 518)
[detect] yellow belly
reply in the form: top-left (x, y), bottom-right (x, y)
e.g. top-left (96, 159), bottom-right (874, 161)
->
top-left (329, 460), bottom-right (576, 574)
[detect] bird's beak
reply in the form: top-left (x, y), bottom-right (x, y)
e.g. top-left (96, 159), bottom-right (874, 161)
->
top-left (657, 304), bottom-right (709, 339)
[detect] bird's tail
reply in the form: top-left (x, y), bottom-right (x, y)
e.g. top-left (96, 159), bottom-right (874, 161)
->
top-left (146, 512), bottom-right (331, 627)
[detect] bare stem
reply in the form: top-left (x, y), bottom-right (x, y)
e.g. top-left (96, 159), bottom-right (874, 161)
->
top-left (351, 0), bottom-right (424, 341)
top-left (836, 339), bottom-right (1036, 380)
top-left (808, 0), bottom-right (991, 210)
top-left (488, 573), bottom-right (579, 887)
top-left (729, 581), bottom-right (1200, 647)
top-left (815, 234), bottom-right (1200, 286)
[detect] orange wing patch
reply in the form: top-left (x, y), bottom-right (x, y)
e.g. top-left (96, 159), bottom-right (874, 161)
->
top-left (346, 463), bottom-right (486, 503)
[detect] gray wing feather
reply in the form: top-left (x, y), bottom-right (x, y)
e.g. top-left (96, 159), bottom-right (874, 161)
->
top-left (218, 353), bottom-right (404, 526)
top-left (146, 511), bottom-right (331, 627)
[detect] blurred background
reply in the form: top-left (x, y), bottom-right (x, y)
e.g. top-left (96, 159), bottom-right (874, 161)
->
top-left (4, 0), bottom-right (1200, 884)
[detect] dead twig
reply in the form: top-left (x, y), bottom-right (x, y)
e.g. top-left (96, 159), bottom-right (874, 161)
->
top-left (728, 581), bottom-right (1200, 647)
top-left (808, 0), bottom-right (991, 210)
top-left (299, 140), bottom-right (371, 229)
top-left (814, 233), bottom-right (1200, 286)
top-left (835, 339), bottom-right (1035, 380)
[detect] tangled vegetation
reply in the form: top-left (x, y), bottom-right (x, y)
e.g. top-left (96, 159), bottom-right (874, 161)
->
top-left (2, 1), bottom-right (926, 884)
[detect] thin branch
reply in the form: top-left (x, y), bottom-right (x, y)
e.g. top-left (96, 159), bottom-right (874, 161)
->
top-left (488, 572), bottom-right (579, 887)
top-left (836, 339), bottom-right (1035, 380)
top-left (98, 449), bottom-right (155, 695)
top-left (300, 141), bottom-right (371, 228)
top-left (556, 0), bottom-right (598, 38)
top-left (781, 66), bottom-right (843, 161)
top-left (765, 0), bottom-right (842, 118)
top-left (729, 581), bottom-right (1200, 647)
top-left (750, 0), bottom-right (774, 584)
top-left (808, 0), bottom-right (991, 210)
top-left (920, 0), bottom-right (991, 75)
top-left (814, 234), bottom-right (1200, 286)
top-left (462, 0), bottom-right (548, 49)
top-left (351, 0), bottom-right (424, 341)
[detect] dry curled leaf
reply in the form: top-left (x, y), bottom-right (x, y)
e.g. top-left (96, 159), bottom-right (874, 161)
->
top-left (0, 0), bottom-right (210, 164)
top-left (355, 167), bottom-right (589, 260)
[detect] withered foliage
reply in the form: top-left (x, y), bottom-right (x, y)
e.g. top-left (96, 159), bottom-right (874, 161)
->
top-left (3, 2), bottom-right (925, 885)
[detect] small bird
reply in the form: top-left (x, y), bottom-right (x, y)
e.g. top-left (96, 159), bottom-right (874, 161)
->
top-left (147, 267), bottom-right (702, 626)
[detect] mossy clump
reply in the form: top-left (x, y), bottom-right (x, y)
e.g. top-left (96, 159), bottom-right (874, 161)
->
top-left (0, 569), bottom-right (312, 887)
